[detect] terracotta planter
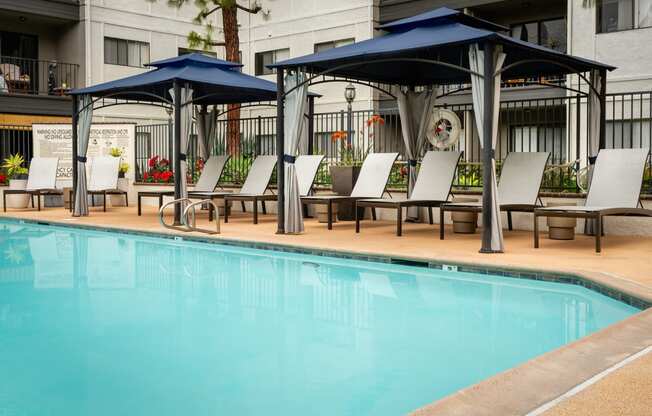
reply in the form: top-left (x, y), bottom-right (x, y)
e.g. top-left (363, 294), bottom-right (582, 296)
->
top-left (6, 179), bottom-right (29, 209)
top-left (546, 202), bottom-right (577, 240)
top-left (315, 203), bottom-right (338, 224)
top-left (451, 197), bottom-right (478, 234)
top-left (330, 165), bottom-right (361, 221)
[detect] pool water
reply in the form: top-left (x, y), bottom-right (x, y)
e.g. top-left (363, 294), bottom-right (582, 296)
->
top-left (0, 220), bottom-right (639, 416)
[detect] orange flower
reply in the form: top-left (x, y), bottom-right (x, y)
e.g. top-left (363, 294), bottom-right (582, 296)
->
top-left (331, 131), bottom-right (348, 142)
top-left (366, 115), bottom-right (385, 127)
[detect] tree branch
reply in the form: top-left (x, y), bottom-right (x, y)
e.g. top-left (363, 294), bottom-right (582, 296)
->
top-left (201, 5), bottom-right (222, 18)
top-left (236, 4), bottom-right (262, 14)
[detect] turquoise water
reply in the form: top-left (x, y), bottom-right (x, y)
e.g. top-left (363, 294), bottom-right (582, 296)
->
top-left (0, 220), bottom-right (639, 416)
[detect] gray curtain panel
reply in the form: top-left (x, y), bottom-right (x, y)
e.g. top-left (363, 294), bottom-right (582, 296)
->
top-left (469, 43), bottom-right (506, 252)
top-left (73, 94), bottom-right (93, 217)
top-left (585, 69), bottom-right (603, 235)
top-left (396, 88), bottom-right (436, 220)
top-left (197, 107), bottom-right (217, 160)
top-left (169, 86), bottom-right (194, 213)
top-left (283, 72), bottom-right (308, 234)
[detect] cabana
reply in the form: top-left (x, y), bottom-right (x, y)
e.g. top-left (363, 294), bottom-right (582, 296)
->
top-left (271, 7), bottom-right (614, 253)
top-left (69, 53), bottom-right (284, 224)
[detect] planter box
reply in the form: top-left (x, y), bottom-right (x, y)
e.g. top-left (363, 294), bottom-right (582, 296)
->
top-left (451, 197), bottom-right (478, 234)
top-left (315, 203), bottom-right (338, 224)
top-left (546, 202), bottom-right (577, 240)
top-left (330, 165), bottom-right (361, 221)
top-left (6, 179), bottom-right (29, 209)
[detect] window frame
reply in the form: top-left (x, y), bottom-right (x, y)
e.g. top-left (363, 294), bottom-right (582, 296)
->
top-left (596, 0), bottom-right (636, 34)
top-left (510, 17), bottom-right (567, 53)
top-left (254, 48), bottom-right (290, 76)
top-left (104, 37), bottom-right (150, 68)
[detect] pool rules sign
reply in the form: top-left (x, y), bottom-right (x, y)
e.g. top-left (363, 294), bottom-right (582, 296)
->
top-left (32, 123), bottom-right (135, 187)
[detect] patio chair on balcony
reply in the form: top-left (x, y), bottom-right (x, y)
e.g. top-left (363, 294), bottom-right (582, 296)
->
top-left (355, 151), bottom-right (462, 236)
top-left (137, 155), bottom-right (230, 215)
top-left (0, 63), bottom-right (30, 93)
top-left (87, 157), bottom-right (128, 212)
top-left (534, 148), bottom-right (652, 253)
top-left (3, 157), bottom-right (61, 212)
top-left (300, 152), bottom-right (400, 230)
top-left (439, 152), bottom-right (551, 239)
top-left (223, 155), bottom-right (326, 224)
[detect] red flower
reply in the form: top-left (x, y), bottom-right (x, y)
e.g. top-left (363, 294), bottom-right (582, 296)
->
top-left (148, 156), bottom-right (159, 168)
top-left (366, 115), bottom-right (385, 127)
top-left (400, 166), bottom-right (408, 177)
top-left (331, 131), bottom-right (347, 142)
top-left (0, 174), bottom-right (6, 184)
top-left (152, 171), bottom-right (161, 180)
top-left (143, 172), bottom-right (149, 181)
top-left (159, 159), bottom-right (169, 167)
top-left (160, 171), bottom-right (173, 182)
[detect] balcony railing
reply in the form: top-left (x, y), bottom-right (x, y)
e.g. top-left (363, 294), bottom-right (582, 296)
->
top-left (0, 56), bottom-right (79, 96)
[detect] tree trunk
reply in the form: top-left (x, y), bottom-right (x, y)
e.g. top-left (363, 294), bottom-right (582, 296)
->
top-left (223, 6), bottom-right (241, 156)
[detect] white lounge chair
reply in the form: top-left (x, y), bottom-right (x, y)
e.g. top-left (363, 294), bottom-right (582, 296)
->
top-left (3, 157), bottom-right (61, 212)
top-left (301, 152), bottom-right (400, 230)
top-left (137, 155), bottom-right (230, 215)
top-left (356, 151), bottom-right (462, 236)
top-left (440, 152), bottom-right (551, 239)
top-left (534, 148), bottom-right (652, 253)
top-left (223, 154), bottom-right (326, 224)
top-left (87, 156), bottom-right (126, 212)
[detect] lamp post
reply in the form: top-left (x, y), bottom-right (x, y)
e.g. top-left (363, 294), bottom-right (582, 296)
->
top-left (344, 83), bottom-right (356, 146)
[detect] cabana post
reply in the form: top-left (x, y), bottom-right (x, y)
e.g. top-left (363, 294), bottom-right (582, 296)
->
top-left (276, 69), bottom-right (285, 234)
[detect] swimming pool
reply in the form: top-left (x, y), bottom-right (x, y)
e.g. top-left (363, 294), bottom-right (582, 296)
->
top-left (0, 219), bottom-right (639, 416)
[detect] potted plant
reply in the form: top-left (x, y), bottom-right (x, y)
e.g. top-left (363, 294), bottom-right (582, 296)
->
top-left (2, 153), bottom-right (30, 209)
top-left (110, 147), bottom-right (130, 206)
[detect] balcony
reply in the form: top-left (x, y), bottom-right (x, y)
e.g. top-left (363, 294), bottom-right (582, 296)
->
top-left (0, 56), bottom-right (79, 116)
top-left (1, 55), bottom-right (78, 96)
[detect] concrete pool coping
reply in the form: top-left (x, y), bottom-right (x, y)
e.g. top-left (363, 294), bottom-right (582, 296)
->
top-left (1, 212), bottom-right (651, 415)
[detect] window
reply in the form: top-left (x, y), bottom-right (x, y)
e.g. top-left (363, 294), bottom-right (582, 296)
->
top-left (314, 38), bottom-right (355, 53)
top-left (605, 119), bottom-right (651, 149)
top-left (511, 18), bottom-right (566, 53)
top-left (104, 37), bottom-right (150, 68)
top-left (178, 47), bottom-right (217, 57)
top-left (255, 48), bottom-right (289, 75)
top-left (511, 125), bottom-right (567, 163)
top-left (597, 0), bottom-right (634, 33)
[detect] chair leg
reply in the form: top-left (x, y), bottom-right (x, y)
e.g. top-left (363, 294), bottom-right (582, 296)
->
top-left (507, 211), bottom-right (513, 231)
top-left (261, 200), bottom-right (267, 215)
top-left (596, 214), bottom-right (602, 253)
top-left (31, 194), bottom-right (35, 208)
top-left (224, 199), bottom-right (230, 223)
top-left (36, 193), bottom-right (41, 211)
top-left (253, 199), bottom-right (259, 224)
top-left (327, 201), bottom-right (333, 230)
top-left (439, 207), bottom-right (445, 240)
top-left (355, 202), bottom-right (361, 233)
top-left (533, 213), bottom-right (539, 248)
top-left (371, 207), bottom-right (377, 221)
top-left (241, 201), bottom-right (246, 213)
top-left (125, 193), bottom-right (129, 207)
top-left (428, 207), bottom-right (434, 225)
top-left (397, 206), bottom-right (403, 237)
top-left (2, 192), bottom-right (6, 212)
top-left (103, 192), bottom-right (107, 212)
top-left (138, 195), bottom-right (142, 216)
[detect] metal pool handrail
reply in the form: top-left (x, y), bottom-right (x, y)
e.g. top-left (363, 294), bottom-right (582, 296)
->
top-left (158, 198), bottom-right (220, 235)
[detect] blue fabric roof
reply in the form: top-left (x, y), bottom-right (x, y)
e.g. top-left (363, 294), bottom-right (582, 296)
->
top-left (71, 53), bottom-right (277, 105)
top-left (271, 7), bottom-right (615, 86)
top-left (378, 6), bottom-right (506, 32)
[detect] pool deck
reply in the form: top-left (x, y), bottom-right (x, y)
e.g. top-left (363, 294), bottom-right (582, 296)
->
top-left (2, 205), bottom-right (652, 416)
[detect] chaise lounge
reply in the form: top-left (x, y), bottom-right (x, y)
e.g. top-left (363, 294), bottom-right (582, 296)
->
top-left (355, 151), bottom-right (462, 236)
top-left (534, 148), bottom-right (652, 253)
top-left (3, 157), bottom-right (61, 212)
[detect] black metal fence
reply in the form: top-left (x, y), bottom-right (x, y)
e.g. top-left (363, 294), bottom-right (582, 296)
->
top-left (132, 91), bottom-right (652, 194)
top-left (0, 56), bottom-right (79, 95)
top-left (0, 125), bottom-right (32, 167)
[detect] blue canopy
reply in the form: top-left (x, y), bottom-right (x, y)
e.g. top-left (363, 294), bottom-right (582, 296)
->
top-left (70, 53), bottom-right (278, 105)
top-left (271, 7), bottom-right (615, 86)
